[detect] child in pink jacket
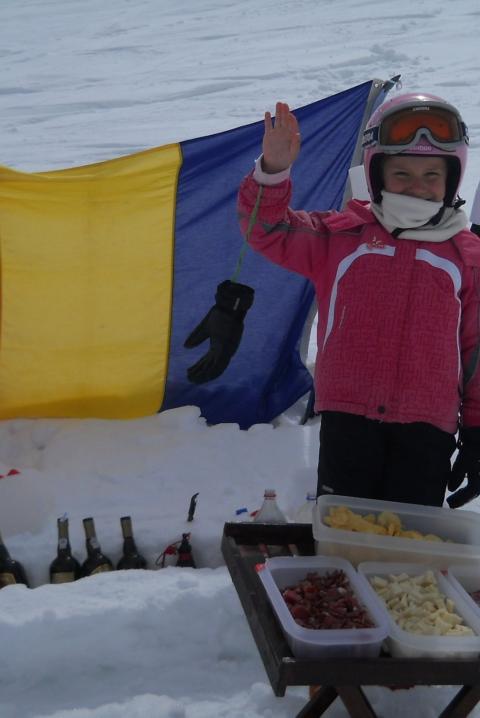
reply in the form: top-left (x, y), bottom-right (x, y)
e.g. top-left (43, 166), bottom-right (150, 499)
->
top-left (238, 93), bottom-right (480, 508)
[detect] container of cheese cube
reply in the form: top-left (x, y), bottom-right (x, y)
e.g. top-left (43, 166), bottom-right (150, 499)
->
top-left (357, 562), bottom-right (480, 658)
top-left (312, 494), bottom-right (480, 569)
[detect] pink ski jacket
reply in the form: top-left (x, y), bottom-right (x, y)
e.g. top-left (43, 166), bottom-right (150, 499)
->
top-left (238, 174), bottom-right (480, 434)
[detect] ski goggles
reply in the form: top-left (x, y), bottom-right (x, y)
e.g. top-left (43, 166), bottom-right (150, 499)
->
top-left (363, 105), bottom-right (469, 152)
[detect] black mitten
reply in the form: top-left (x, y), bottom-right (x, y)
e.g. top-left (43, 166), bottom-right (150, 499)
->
top-left (184, 280), bottom-right (254, 384)
top-left (447, 427), bottom-right (480, 508)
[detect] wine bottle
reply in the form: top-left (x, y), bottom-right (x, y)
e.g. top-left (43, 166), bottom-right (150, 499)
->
top-left (0, 529), bottom-right (29, 588)
top-left (50, 516), bottom-right (81, 583)
top-left (253, 489), bottom-right (288, 523)
top-left (176, 533), bottom-right (196, 568)
top-left (117, 516), bottom-right (147, 570)
top-left (81, 517), bottom-right (113, 576)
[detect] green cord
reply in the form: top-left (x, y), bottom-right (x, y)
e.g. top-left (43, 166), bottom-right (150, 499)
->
top-left (231, 185), bottom-right (264, 283)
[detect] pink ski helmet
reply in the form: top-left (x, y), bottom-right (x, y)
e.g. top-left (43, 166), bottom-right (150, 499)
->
top-left (362, 92), bottom-right (469, 207)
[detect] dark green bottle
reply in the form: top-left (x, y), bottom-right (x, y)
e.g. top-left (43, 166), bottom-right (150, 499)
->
top-left (117, 516), bottom-right (147, 570)
top-left (50, 517), bottom-right (81, 583)
top-left (176, 533), bottom-right (196, 568)
top-left (0, 529), bottom-right (29, 588)
top-left (81, 517), bottom-right (113, 576)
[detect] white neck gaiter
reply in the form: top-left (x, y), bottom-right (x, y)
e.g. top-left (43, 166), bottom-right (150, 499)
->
top-left (371, 191), bottom-right (468, 242)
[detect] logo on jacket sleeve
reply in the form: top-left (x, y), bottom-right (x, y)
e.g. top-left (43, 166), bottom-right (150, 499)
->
top-left (367, 235), bottom-right (385, 250)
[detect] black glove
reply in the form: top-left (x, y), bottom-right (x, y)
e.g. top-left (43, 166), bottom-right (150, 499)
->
top-left (184, 280), bottom-right (254, 384)
top-left (447, 427), bottom-right (480, 508)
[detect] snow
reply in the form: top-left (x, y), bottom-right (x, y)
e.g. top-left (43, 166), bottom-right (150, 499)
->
top-left (1, 0), bottom-right (480, 716)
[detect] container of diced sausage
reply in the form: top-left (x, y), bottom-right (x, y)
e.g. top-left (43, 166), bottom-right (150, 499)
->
top-left (256, 555), bottom-right (389, 658)
top-left (312, 494), bottom-right (480, 569)
top-left (358, 561), bottom-right (480, 658)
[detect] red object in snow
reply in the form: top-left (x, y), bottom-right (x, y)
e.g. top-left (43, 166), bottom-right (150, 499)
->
top-left (0, 469), bottom-right (21, 480)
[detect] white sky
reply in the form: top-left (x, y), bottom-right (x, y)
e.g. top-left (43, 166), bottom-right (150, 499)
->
top-left (1, 1), bottom-right (480, 717)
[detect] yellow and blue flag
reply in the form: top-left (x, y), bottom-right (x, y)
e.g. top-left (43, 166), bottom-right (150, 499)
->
top-left (0, 80), bottom-right (374, 428)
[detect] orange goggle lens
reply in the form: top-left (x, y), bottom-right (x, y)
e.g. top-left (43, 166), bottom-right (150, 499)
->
top-left (380, 108), bottom-right (462, 145)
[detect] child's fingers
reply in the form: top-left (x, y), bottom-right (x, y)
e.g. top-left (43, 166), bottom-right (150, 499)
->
top-left (287, 112), bottom-right (300, 141)
top-left (275, 101), bottom-right (290, 127)
top-left (288, 111), bottom-right (299, 131)
top-left (264, 111), bottom-right (273, 132)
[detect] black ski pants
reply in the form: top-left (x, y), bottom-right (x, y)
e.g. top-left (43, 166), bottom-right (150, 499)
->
top-left (317, 411), bottom-right (456, 507)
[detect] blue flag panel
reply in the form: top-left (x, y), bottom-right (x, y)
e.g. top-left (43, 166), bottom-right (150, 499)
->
top-left (162, 81), bottom-right (373, 428)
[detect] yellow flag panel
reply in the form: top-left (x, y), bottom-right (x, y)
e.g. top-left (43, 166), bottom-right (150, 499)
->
top-left (0, 144), bottom-right (182, 418)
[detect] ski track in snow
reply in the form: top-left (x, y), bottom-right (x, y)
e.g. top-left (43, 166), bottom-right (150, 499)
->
top-left (1, 0), bottom-right (479, 205)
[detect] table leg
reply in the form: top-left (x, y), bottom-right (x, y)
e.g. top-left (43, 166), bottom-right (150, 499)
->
top-left (296, 685), bottom-right (338, 717)
top-left (336, 686), bottom-right (377, 718)
top-left (439, 685), bottom-right (480, 718)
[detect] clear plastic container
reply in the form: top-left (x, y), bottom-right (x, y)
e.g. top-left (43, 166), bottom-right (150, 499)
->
top-left (358, 561), bottom-right (480, 659)
top-left (446, 565), bottom-right (480, 621)
top-left (313, 494), bottom-right (480, 569)
top-left (293, 492), bottom-right (317, 523)
top-left (256, 555), bottom-right (389, 658)
top-left (253, 489), bottom-right (287, 524)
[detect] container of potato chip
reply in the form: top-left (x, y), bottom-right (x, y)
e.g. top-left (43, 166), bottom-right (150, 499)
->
top-left (358, 561), bottom-right (480, 658)
top-left (312, 494), bottom-right (480, 569)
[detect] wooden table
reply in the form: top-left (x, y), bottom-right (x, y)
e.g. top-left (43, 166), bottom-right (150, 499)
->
top-left (221, 521), bottom-right (480, 718)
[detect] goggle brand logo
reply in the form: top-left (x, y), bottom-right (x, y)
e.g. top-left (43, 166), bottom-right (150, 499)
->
top-left (362, 129), bottom-right (375, 147)
top-left (407, 143), bottom-right (436, 152)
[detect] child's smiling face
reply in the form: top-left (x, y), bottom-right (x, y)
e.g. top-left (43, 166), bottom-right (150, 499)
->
top-left (382, 155), bottom-right (448, 202)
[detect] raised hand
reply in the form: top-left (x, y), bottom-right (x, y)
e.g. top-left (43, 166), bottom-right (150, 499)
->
top-left (262, 101), bottom-right (301, 174)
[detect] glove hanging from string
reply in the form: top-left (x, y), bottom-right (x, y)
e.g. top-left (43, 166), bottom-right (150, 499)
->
top-left (184, 185), bottom-right (263, 384)
top-left (184, 280), bottom-right (254, 384)
top-left (447, 427), bottom-right (480, 508)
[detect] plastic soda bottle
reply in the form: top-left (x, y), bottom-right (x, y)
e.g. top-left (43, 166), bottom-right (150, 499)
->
top-left (233, 507), bottom-right (250, 521)
top-left (293, 492), bottom-right (317, 523)
top-left (253, 489), bottom-right (288, 523)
